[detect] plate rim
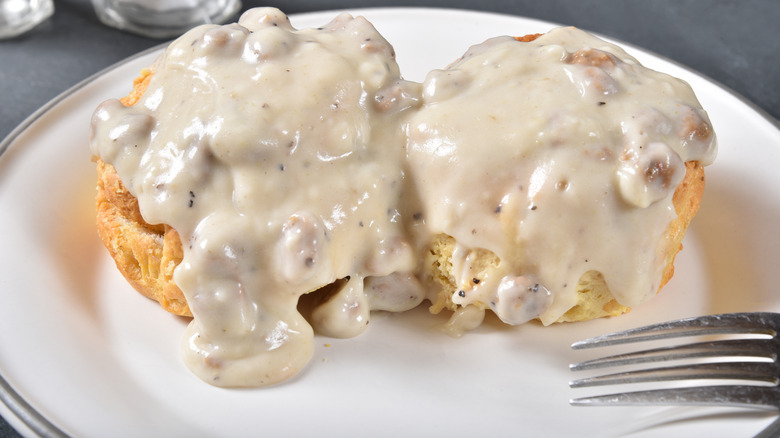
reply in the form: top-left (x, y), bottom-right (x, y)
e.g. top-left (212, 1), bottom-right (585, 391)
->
top-left (0, 7), bottom-right (778, 437)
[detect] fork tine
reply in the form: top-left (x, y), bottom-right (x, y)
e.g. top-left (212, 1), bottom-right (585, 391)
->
top-left (570, 338), bottom-right (778, 371)
top-left (570, 361), bottom-right (779, 388)
top-left (572, 313), bottom-right (779, 349)
top-left (570, 385), bottom-right (780, 409)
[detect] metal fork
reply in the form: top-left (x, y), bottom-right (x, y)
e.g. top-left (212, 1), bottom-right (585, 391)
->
top-left (568, 312), bottom-right (780, 437)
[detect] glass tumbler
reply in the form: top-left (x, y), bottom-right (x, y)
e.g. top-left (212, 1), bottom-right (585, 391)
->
top-left (0, 0), bottom-right (54, 39)
top-left (91, 0), bottom-right (241, 39)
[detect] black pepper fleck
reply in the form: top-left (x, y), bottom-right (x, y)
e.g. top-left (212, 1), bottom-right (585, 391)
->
top-left (598, 101), bottom-right (606, 106)
top-left (458, 290), bottom-right (466, 297)
top-left (305, 257), bottom-right (314, 267)
top-left (279, 164), bottom-right (285, 171)
top-left (494, 205), bottom-right (502, 214)
top-left (473, 278), bottom-right (480, 284)
top-left (413, 212), bottom-right (423, 221)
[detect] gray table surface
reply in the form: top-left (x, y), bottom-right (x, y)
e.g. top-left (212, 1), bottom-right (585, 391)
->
top-left (0, 0), bottom-right (778, 436)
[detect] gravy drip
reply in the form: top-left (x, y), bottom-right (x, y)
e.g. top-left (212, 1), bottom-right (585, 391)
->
top-left (91, 8), bottom-right (421, 386)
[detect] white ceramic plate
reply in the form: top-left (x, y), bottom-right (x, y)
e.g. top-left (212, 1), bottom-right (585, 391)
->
top-left (2, 8), bottom-right (779, 438)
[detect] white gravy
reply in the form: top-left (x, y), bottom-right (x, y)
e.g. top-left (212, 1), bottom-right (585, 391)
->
top-left (405, 31), bottom-right (715, 325)
top-left (90, 9), bottom-right (716, 387)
